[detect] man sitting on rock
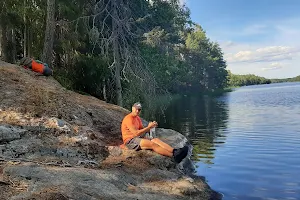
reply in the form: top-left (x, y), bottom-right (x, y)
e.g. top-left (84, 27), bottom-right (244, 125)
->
top-left (121, 102), bottom-right (189, 163)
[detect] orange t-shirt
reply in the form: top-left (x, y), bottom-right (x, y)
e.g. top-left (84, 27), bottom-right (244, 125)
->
top-left (31, 60), bottom-right (44, 74)
top-left (121, 113), bottom-right (143, 143)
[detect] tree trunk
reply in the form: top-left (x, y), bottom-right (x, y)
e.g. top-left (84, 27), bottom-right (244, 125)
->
top-left (2, 27), bottom-right (16, 63)
top-left (11, 28), bottom-right (16, 63)
top-left (27, 26), bottom-right (31, 57)
top-left (103, 78), bottom-right (107, 102)
top-left (112, 0), bottom-right (123, 106)
top-left (23, 0), bottom-right (27, 57)
top-left (0, 22), bottom-right (8, 61)
top-left (24, 24), bottom-right (27, 57)
top-left (42, 0), bottom-right (56, 67)
top-left (0, 27), bottom-right (2, 58)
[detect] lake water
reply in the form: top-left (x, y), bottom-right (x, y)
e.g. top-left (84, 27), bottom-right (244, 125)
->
top-left (155, 82), bottom-right (300, 200)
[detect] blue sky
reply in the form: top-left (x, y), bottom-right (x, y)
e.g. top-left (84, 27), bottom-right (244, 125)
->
top-left (182, 0), bottom-right (300, 78)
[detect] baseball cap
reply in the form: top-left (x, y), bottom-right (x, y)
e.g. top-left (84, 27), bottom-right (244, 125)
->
top-left (132, 102), bottom-right (142, 109)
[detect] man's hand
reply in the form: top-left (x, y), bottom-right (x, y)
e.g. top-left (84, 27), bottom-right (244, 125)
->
top-left (148, 121), bottom-right (158, 128)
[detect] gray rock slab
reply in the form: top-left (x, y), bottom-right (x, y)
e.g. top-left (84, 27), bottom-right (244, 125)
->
top-left (0, 125), bottom-right (26, 142)
top-left (4, 164), bottom-right (186, 200)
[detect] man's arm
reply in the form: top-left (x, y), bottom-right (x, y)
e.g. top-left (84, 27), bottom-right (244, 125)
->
top-left (128, 121), bottom-right (157, 137)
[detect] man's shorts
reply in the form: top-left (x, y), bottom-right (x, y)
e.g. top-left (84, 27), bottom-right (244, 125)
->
top-left (125, 133), bottom-right (153, 150)
top-left (125, 137), bottom-right (142, 150)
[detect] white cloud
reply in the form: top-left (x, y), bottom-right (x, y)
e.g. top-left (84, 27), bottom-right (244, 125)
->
top-left (208, 17), bottom-right (300, 78)
top-left (261, 62), bottom-right (285, 71)
top-left (225, 46), bottom-right (300, 63)
top-left (270, 62), bottom-right (282, 67)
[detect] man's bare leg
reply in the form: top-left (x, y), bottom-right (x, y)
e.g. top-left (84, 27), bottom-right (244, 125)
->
top-left (140, 139), bottom-right (173, 157)
top-left (151, 138), bottom-right (174, 153)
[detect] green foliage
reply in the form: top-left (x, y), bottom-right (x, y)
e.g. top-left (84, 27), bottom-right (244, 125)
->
top-left (227, 70), bottom-right (271, 87)
top-left (2, 0), bottom-right (230, 106)
top-left (71, 54), bottom-right (110, 97)
top-left (184, 26), bottom-right (228, 92)
top-left (54, 53), bottom-right (111, 99)
top-left (271, 75), bottom-right (300, 83)
top-left (226, 70), bottom-right (300, 87)
top-left (139, 44), bottom-right (187, 92)
top-left (0, 0), bottom-right (46, 59)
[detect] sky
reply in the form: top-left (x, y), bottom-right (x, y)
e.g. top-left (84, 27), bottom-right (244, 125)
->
top-left (182, 0), bottom-right (300, 78)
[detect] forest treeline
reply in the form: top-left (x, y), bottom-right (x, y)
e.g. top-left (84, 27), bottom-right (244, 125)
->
top-left (227, 71), bottom-right (271, 87)
top-left (271, 76), bottom-right (300, 83)
top-left (228, 70), bottom-right (300, 87)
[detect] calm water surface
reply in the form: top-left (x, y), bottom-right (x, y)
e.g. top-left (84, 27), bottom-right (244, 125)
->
top-left (155, 82), bottom-right (300, 200)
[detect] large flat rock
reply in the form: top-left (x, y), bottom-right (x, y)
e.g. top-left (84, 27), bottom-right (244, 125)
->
top-left (3, 163), bottom-right (212, 200)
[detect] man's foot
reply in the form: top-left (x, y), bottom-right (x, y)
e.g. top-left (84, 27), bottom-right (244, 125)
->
top-left (173, 146), bottom-right (189, 163)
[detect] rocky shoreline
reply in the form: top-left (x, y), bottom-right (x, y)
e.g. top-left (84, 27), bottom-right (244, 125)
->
top-left (0, 61), bottom-right (221, 200)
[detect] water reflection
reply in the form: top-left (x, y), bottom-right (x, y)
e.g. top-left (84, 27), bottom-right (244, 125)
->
top-left (155, 94), bottom-right (229, 164)
top-left (147, 83), bottom-right (300, 200)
